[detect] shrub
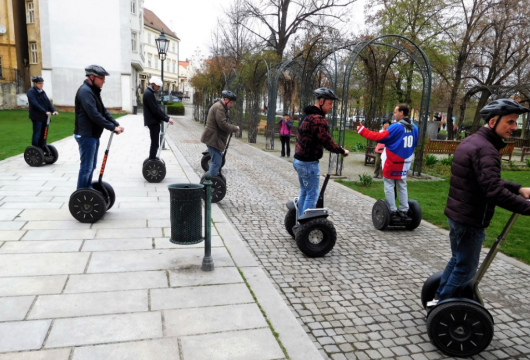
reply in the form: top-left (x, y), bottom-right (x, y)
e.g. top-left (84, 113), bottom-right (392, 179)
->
top-left (167, 102), bottom-right (185, 115)
top-left (425, 154), bottom-right (438, 166)
top-left (358, 173), bottom-right (373, 187)
top-left (509, 160), bottom-right (516, 168)
top-left (526, 158), bottom-right (530, 167)
top-left (440, 155), bottom-right (454, 166)
top-left (352, 142), bottom-right (366, 152)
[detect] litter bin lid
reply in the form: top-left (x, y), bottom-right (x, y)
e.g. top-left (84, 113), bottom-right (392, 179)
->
top-left (168, 183), bottom-right (204, 190)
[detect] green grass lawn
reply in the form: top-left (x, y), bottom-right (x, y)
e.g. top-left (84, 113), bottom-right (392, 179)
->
top-left (0, 110), bottom-right (124, 161)
top-left (338, 169), bottom-right (530, 264)
top-left (332, 129), bottom-right (365, 151)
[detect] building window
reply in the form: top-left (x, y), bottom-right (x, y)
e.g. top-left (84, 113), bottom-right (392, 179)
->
top-left (148, 54), bottom-right (152, 68)
top-left (147, 33), bottom-right (151, 45)
top-left (30, 43), bottom-right (38, 64)
top-left (173, 61), bottom-right (176, 73)
top-left (155, 57), bottom-right (158, 69)
top-left (26, 2), bottom-right (35, 24)
top-left (131, 0), bottom-right (137, 14)
top-left (166, 60), bottom-right (170, 72)
top-left (131, 31), bottom-right (137, 52)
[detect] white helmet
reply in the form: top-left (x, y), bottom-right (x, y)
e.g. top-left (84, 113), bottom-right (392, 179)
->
top-left (150, 77), bottom-right (163, 87)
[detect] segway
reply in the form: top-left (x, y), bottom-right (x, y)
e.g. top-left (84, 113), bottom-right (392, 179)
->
top-left (200, 150), bottom-right (226, 172)
top-left (200, 133), bottom-right (232, 203)
top-left (142, 121), bottom-right (170, 183)
top-left (371, 179), bottom-right (422, 231)
top-left (284, 153), bottom-right (339, 257)
top-left (420, 207), bottom-right (527, 357)
top-left (68, 132), bottom-right (117, 223)
top-left (24, 115), bottom-right (59, 167)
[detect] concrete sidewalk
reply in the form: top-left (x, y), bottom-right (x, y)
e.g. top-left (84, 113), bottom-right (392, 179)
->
top-left (0, 114), bottom-right (322, 360)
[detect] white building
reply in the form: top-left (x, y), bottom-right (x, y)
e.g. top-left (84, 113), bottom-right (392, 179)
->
top-left (178, 59), bottom-right (191, 100)
top-left (141, 9), bottom-right (179, 94)
top-left (38, 0), bottom-right (144, 112)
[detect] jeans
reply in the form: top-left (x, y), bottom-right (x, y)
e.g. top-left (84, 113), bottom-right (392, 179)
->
top-left (31, 120), bottom-right (46, 148)
top-left (435, 218), bottom-right (486, 301)
top-left (207, 145), bottom-right (223, 176)
top-left (383, 177), bottom-right (408, 212)
top-left (76, 136), bottom-right (100, 190)
top-left (280, 135), bottom-right (291, 157)
top-left (293, 159), bottom-right (320, 217)
top-left (147, 123), bottom-right (161, 159)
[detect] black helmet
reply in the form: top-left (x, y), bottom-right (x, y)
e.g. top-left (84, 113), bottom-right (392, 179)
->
top-left (85, 65), bottom-right (110, 77)
top-left (221, 90), bottom-right (237, 101)
top-left (480, 99), bottom-right (530, 121)
top-left (314, 88), bottom-right (339, 100)
top-left (32, 76), bottom-right (44, 83)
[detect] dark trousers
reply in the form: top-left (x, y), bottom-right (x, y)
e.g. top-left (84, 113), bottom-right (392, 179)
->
top-left (31, 120), bottom-right (46, 149)
top-left (280, 135), bottom-right (291, 157)
top-left (147, 123), bottom-right (161, 159)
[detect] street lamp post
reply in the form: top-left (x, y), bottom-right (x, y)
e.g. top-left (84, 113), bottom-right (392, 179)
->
top-left (156, 29), bottom-right (170, 149)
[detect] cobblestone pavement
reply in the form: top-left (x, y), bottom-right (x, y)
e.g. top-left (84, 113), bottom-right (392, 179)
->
top-left (168, 111), bottom-right (530, 360)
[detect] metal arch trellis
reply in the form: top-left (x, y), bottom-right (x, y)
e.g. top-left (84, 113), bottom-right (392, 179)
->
top-left (337, 34), bottom-right (433, 176)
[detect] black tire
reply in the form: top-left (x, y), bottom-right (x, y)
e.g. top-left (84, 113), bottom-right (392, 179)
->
top-left (427, 301), bottom-right (494, 357)
top-left (295, 218), bottom-right (336, 257)
top-left (143, 159), bottom-right (166, 183)
top-left (405, 199), bottom-right (422, 230)
top-left (92, 181), bottom-right (116, 210)
top-left (24, 146), bottom-right (44, 167)
top-left (200, 175), bottom-right (226, 203)
top-left (200, 153), bottom-right (226, 172)
top-left (372, 199), bottom-right (390, 230)
top-left (44, 145), bottom-right (59, 164)
top-left (421, 271), bottom-right (443, 309)
top-left (69, 189), bottom-right (107, 223)
top-left (143, 157), bottom-right (164, 166)
top-left (284, 208), bottom-right (296, 238)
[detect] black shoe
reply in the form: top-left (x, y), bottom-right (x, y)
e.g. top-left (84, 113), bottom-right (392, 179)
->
top-left (390, 211), bottom-right (401, 221)
top-left (399, 210), bottom-right (409, 219)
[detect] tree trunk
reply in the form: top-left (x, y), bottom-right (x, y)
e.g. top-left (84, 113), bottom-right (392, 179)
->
top-left (471, 91), bottom-right (491, 132)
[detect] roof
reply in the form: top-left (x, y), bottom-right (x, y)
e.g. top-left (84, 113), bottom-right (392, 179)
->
top-left (143, 8), bottom-right (179, 40)
top-left (178, 61), bottom-right (189, 69)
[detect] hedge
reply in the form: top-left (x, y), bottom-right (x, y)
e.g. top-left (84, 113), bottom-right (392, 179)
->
top-left (167, 102), bottom-right (185, 115)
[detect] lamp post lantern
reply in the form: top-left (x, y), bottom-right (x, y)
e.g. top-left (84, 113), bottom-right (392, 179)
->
top-left (156, 29), bottom-right (170, 149)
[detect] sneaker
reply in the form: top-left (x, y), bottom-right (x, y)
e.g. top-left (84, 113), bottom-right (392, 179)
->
top-left (399, 210), bottom-right (409, 219)
top-left (426, 299), bottom-right (439, 308)
top-left (390, 211), bottom-right (401, 221)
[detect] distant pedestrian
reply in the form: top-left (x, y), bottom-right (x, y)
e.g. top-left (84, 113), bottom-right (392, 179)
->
top-left (278, 113), bottom-right (293, 157)
top-left (27, 76), bottom-right (58, 150)
top-left (373, 120), bottom-right (391, 178)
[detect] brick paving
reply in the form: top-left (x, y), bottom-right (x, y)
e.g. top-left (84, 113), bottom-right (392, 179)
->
top-left (168, 110), bottom-right (530, 360)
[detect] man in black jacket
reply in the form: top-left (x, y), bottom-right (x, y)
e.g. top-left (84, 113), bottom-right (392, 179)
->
top-left (27, 76), bottom-right (58, 149)
top-left (74, 65), bottom-right (124, 190)
top-left (143, 77), bottom-right (173, 160)
top-left (428, 99), bottom-right (530, 307)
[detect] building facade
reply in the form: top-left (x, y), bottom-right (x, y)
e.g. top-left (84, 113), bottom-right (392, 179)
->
top-left (178, 59), bottom-right (190, 98)
top-left (34, 0), bottom-right (144, 112)
top-left (141, 9), bottom-right (179, 97)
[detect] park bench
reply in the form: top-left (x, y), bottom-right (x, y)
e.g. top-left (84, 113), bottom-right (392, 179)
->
top-left (509, 138), bottom-right (530, 148)
top-left (521, 147), bottom-right (530, 162)
top-left (365, 140), bottom-right (376, 166)
top-left (425, 139), bottom-right (515, 161)
top-left (257, 120), bottom-right (267, 134)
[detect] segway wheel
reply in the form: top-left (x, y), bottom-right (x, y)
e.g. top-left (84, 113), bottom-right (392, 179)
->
top-left (44, 145), bottom-right (59, 164)
top-left (200, 153), bottom-right (226, 172)
top-left (200, 175), bottom-right (227, 203)
top-left (421, 271), bottom-right (477, 309)
top-left (143, 157), bottom-right (164, 166)
top-left (427, 301), bottom-right (494, 357)
top-left (284, 208), bottom-right (296, 238)
top-left (92, 181), bottom-right (116, 210)
top-left (295, 218), bottom-right (336, 257)
top-left (24, 146), bottom-right (44, 167)
top-left (405, 200), bottom-right (422, 230)
top-left (69, 189), bottom-right (107, 223)
top-left (143, 159), bottom-right (167, 183)
top-left (372, 199), bottom-right (390, 230)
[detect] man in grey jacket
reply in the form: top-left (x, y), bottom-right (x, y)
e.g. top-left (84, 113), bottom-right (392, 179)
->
top-left (200, 90), bottom-right (239, 176)
top-left (74, 65), bottom-right (124, 189)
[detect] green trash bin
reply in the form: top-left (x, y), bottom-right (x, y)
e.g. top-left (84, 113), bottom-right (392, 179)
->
top-left (168, 183), bottom-right (204, 245)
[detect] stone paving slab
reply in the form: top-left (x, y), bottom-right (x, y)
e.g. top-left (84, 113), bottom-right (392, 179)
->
top-left (64, 271), bottom-right (168, 293)
top-left (0, 240), bottom-right (82, 254)
top-left (0, 253), bottom-right (89, 277)
top-left (0, 320), bottom-right (51, 353)
top-left (28, 290), bottom-right (148, 319)
top-left (168, 265), bottom-right (243, 287)
top-left (0, 222), bottom-right (26, 230)
top-left (71, 338), bottom-right (180, 360)
top-left (180, 328), bottom-right (285, 360)
top-left (0, 276), bottom-right (67, 297)
top-left (81, 238), bottom-right (153, 251)
top-left (0, 348), bottom-right (71, 360)
top-left (21, 221), bottom-right (91, 230)
top-left (45, 312), bottom-right (163, 348)
top-left (0, 296), bottom-right (34, 321)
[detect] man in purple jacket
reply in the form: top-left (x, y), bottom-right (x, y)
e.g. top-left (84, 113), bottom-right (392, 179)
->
top-left (428, 99), bottom-right (530, 307)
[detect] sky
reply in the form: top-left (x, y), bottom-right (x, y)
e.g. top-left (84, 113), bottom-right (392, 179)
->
top-left (143, 0), bottom-right (367, 62)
